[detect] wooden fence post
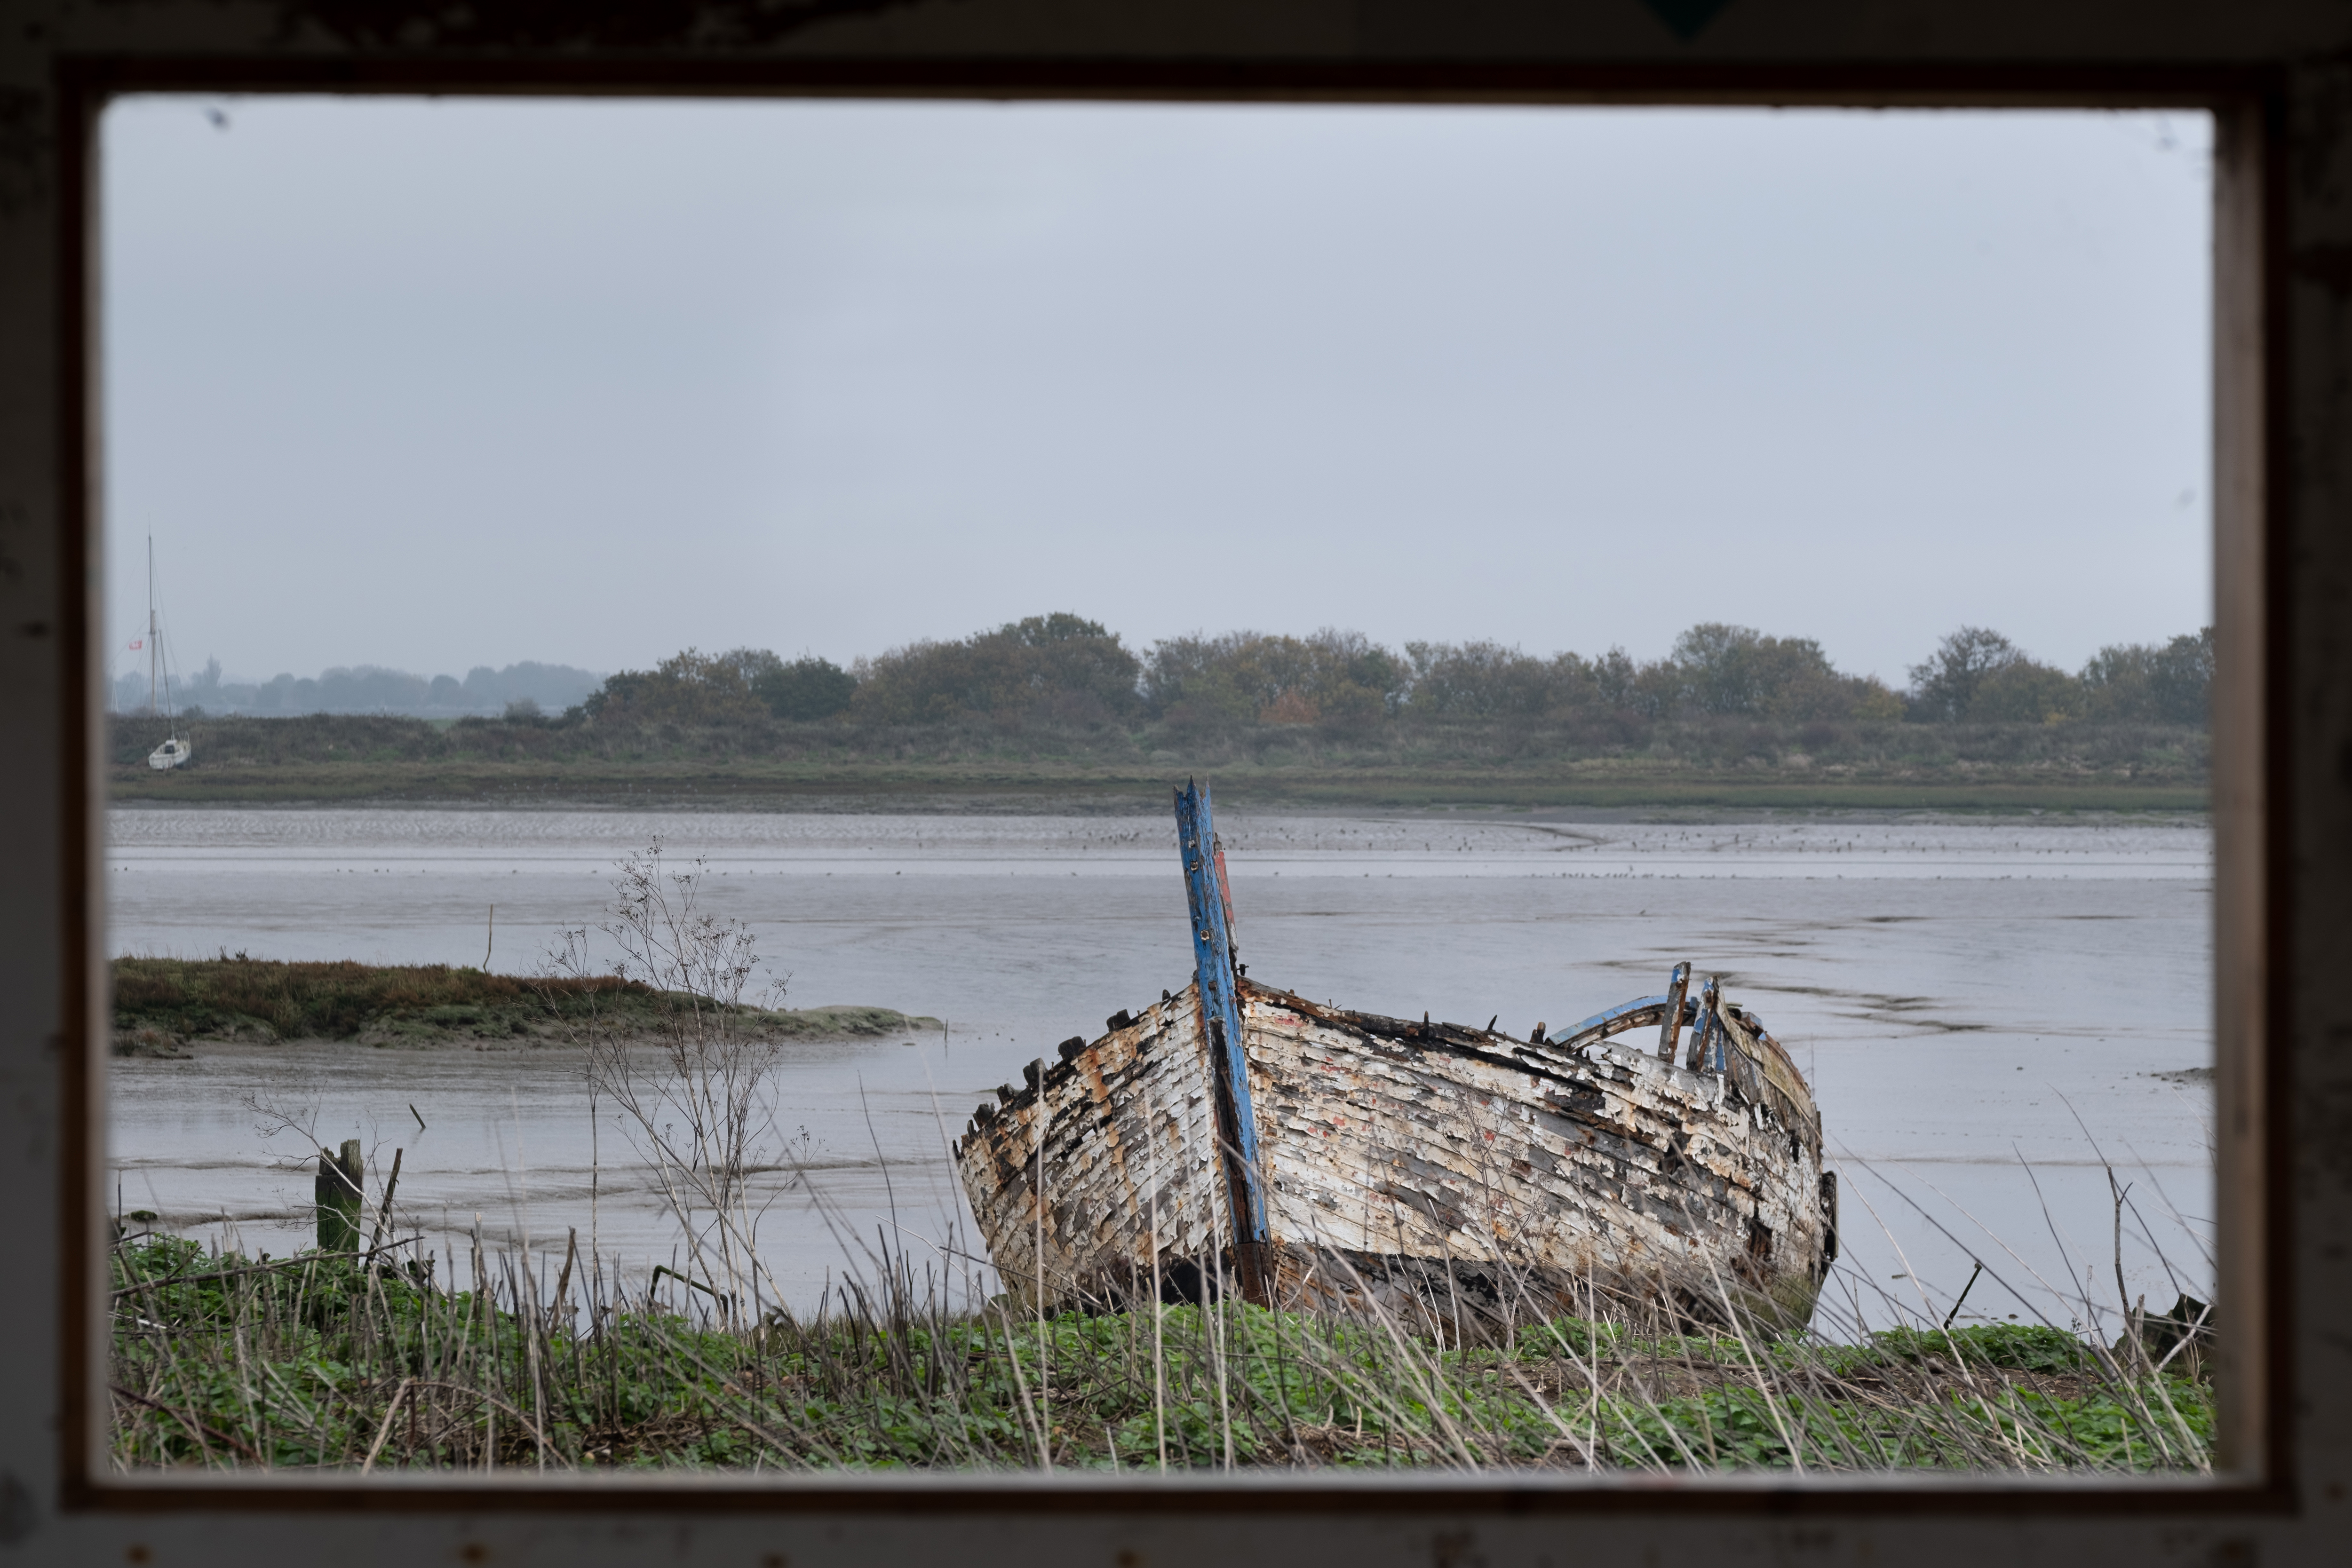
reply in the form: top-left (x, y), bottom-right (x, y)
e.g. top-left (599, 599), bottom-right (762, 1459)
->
top-left (316, 1138), bottom-right (364, 1252)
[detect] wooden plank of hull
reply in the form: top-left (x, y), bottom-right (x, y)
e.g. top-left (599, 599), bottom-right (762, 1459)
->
top-left (954, 978), bottom-right (1832, 1332)
top-left (955, 989), bottom-right (1233, 1309)
top-left (1242, 984), bottom-right (1829, 1332)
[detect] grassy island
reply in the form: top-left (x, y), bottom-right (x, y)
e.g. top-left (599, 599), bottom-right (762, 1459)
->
top-left (110, 956), bottom-right (934, 1055)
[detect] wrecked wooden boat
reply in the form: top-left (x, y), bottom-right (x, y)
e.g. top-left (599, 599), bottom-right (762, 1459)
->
top-left (952, 782), bottom-right (1836, 1334)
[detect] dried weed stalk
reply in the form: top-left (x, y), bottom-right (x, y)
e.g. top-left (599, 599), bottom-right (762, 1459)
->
top-left (545, 840), bottom-right (789, 1322)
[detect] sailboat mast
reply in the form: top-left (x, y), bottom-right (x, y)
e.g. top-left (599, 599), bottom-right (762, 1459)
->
top-left (147, 536), bottom-right (158, 715)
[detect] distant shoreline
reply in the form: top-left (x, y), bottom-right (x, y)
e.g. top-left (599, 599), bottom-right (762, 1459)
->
top-left (106, 704), bottom-right (2209, 816)
top-left (104, 761), bottom-right (2208, 816)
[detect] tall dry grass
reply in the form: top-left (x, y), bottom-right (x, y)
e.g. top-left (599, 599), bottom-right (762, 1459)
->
top-left (106, 1219), bottom-right (2212, 1474)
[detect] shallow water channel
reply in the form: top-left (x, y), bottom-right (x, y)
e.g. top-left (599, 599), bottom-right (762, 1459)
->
top-left (106, 806), bottom-right (2213, 1341)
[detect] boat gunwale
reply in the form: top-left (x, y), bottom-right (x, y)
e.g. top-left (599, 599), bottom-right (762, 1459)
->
top-left (1238, 979), bottom-right (1821, 1162)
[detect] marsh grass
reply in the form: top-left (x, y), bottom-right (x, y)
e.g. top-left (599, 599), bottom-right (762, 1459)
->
top-left (109, 956), bottom-right (930, 1053)
top-left (105, 706), bottom-right (2210, 814)
top-left (106, 1227), bottom-right (2212, 1475)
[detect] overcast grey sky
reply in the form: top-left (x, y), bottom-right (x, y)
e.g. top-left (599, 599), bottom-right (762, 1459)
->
top-left (102, 97), bottom-right (2211, 689)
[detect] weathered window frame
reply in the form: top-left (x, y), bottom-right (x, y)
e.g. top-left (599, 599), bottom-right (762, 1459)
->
top-left (41, 48), bottom-right (2291, 1543)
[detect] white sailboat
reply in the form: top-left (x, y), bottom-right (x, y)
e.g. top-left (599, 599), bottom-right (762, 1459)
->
top-left (140, 538), bottom-right (191, 771)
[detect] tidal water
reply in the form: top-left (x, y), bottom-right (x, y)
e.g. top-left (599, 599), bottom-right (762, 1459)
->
top-left (106, 806), bottom-right (2214, 1339)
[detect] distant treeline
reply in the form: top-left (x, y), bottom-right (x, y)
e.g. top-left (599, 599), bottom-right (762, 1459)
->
top-left (113, 659), bottom-right (602, 719)
top-left (566, 615), bottom-right (2214, 734)
top-left (125, 618), bottom-right (2209, 732)
top-left (106, 615), bottom-right (2214, 796)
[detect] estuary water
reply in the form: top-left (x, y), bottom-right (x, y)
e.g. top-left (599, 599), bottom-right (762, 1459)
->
top-left (106, 806), bottom-right (2214, 1338)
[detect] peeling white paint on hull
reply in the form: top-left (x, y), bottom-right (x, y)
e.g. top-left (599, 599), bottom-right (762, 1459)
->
top-left (955, 972), bottom-right (1834, 1333)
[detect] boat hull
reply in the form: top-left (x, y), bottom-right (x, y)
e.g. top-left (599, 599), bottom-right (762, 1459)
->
top-left (954, 978), bottom-right (1833, 1334)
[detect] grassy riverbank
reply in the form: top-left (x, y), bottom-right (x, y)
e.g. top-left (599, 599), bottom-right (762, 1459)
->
top-left (106, 713), bottom-right (2208, 813)
top-left (103, 759), bottom-right (2208, 815)
top-left (108, 1235), bottom-right (2212, 1473)
top-left (110, 957), bottom-right (934, 1055)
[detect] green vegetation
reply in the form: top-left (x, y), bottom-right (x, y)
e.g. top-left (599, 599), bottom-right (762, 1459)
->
top-left (107, 1235), bottom-right (2210, 1473)
top-left (104, 729), bottom-right (2207, 812)
top-left (109, 956), bottom-right (931, 1054)
top-left (111, 614), bottom-right (2214, 809)
top-left (471, 615), bottom-right (2217, 733)
top-left (853, 612), bottom-right (1147, 725)
top-left (1914, 626), bottom-right (2213, 726)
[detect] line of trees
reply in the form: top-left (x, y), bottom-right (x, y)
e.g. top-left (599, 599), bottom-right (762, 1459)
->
top-left (1908, 626), bottom-right (2212, 726)
top-left (565, 616), bottom-right (2213, 733)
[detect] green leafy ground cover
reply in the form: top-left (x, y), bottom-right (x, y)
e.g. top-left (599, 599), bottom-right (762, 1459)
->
top-left (109, 1237), bottom-right (2211, 1474)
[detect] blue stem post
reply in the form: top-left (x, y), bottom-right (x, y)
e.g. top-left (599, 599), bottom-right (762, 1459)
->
top-left (1174, 779), bottom-right (1269, 1259)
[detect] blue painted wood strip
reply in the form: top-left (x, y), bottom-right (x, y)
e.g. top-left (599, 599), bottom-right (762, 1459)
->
top-left (1174, 778), bottom-right (1267, 1244)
